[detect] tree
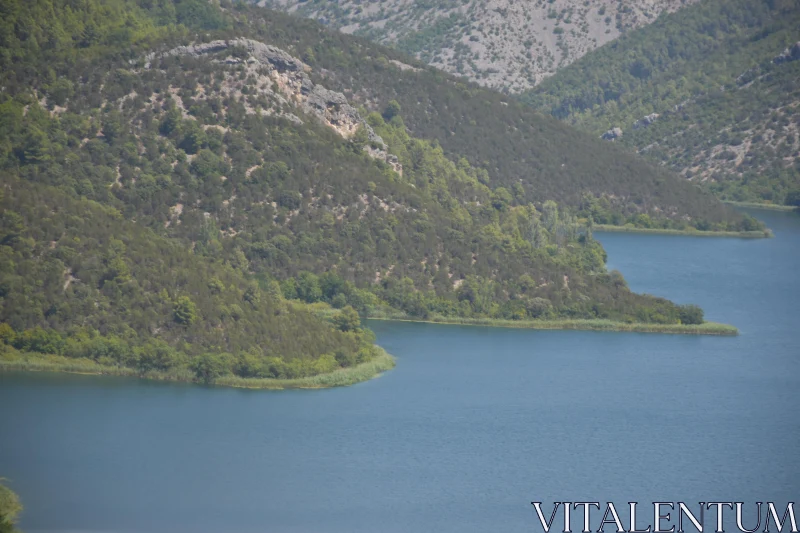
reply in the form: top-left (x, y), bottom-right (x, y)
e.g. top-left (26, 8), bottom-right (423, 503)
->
top-left (0, 211), bottom-right (24, 246)
top-left (190, 149), bottom-right (225, 179)
top-left (266, 280), bottom-right (283, 301)
top-left (526, 297), bottom-right (553, 318)
top-left (319, 271), bottom-right (346, 301)
top-left (173, 296), bottom-right (198, 325)
top-left (609, 270), bottom-right (628, 289)
top-left (137, 340), bottom-right (182, 373)
top-left (0, 479), bottom-right (22, 533)
top-left (333, 306), bottom-right (361, 332)
top-left (277, 190), bottom-right (302, 209)
top-left (679, 304), bottom-right (704, 325)
top-left (382, 99), bottom-right (401, 121)
top-left (490, 187), bottom-right (512, 211)
top-left (296, 271), bottom-right (322, 303)
top-left (243, 283), bottom-right (261, 306)
top-left (741, 214), bottom-right (760, 232)
top-left (101, 114), bottom-right (125, 144)
top-left (20, 128), bottom-right (50, 163)
top-left (542, 200), bottom-right (559, 232)
top-left (191, 353), bottom-right (227, 384)
top-left (331, 293), bottom-right (347, 309)
top-left (179, 123), bottom-right (207, 154)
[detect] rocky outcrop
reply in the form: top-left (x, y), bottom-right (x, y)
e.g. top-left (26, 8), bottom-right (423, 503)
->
top-left (146, 38), bottom-right (399, 170)
top-left (601, 127), bottom-right (623, 141)
top-left (145, 38), bottom-right (306, 72)
top-left (301, 83), bottom-right (385, 148)
top-left (633, 113), bottom-right (659, 129)
top-left (774, 42), bottom-right (800, 64)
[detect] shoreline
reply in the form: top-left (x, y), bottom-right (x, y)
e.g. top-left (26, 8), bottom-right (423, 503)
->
top-left (367, 316), bottom-right (738, 336)
top-left (0, 349), bottom-right (396, 390)
top-left (723, 201), bottom-right (797, 212)
top-left (593, 224), bottom-right (772, 238)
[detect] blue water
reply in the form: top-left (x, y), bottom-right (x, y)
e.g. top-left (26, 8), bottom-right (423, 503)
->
top-left (1, 210), bottom-right (798, 533)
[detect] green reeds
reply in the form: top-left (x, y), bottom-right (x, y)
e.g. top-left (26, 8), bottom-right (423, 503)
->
top-left (0, 349), bottom-right (396, 390)
top-left (367, 316), bottom-right (738, 336)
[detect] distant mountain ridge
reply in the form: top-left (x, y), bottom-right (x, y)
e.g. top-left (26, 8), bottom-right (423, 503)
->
top-left (259, 0), bottom-right (698, 93)
top-left (520, 0), bottom-right (800, 205)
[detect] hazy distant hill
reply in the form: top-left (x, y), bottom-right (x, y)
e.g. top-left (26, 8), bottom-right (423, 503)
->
top-left (259, 0), bottom-right (698, 93)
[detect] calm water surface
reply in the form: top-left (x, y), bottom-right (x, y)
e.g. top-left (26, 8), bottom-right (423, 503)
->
top-left (1, 210), bottom-right (799, 533)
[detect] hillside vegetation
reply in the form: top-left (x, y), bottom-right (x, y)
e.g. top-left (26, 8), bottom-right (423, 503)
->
top-left (242, 3), bottom-right (757, 232)
top-left (521, 0), bottom-right (800, 206)
top-left (260, 0), bottom-right (697, 93)
top-left (1, 0), bottom-right (756, 231)
top-left (0, 0), bottom-right (741, 385)
top-left (0, 479), bottom-right (21, 533)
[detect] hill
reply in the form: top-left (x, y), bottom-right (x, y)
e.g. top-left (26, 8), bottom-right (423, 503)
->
top-left (1, 0), bottom-right (756, 232)
top-left (259, 0), bottom-right (698, 93)
top-left (241, 3), bottom-right (757, 232)
top-left (520, 0), bottom-right (800, 206)
top-left (0, 0), bottom-right (741, 385)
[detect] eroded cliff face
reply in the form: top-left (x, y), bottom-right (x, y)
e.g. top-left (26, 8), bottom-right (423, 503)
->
top-left (144, 38), bottom-right (402, 174)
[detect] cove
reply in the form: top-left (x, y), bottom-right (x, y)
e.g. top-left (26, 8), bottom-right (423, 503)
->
top-left (0, 209), bottom-right (798, 533)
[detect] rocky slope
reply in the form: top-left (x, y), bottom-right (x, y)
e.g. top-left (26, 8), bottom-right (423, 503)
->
top-left (522, 0), bottom-right (800, 204)
top-left (259, 0), bottom-right (697, 92)
top-left (145, 37), bottom-right (401, 171)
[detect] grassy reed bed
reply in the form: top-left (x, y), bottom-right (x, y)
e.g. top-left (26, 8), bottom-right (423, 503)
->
top-left (593, 224), bottom-right (772, 238)
top-left (367, 316), bottom-right (738, 336)
top-left (0, 349), bottom-right (396, 390)
top-left (723, 201), bottom-right (797, 212)
top-left (215, 349), bottom-right (395, 389)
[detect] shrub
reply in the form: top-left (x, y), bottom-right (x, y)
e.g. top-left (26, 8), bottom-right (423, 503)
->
top-left (173, 296), bottom-right (198, 325)
top-left (678, 304), bottom-right (704, 325)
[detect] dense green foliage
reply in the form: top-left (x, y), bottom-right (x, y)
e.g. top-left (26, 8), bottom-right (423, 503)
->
top-left (0, 180), bottom-right (380, 380)
top-left (0, 480), bottom-right (21, 533)
top-left (0, 0), bottom-right (727, 386)
top-left (521, 0), bottom-right (800, 205)
top-left (0, 0), bottom-right (392, 384)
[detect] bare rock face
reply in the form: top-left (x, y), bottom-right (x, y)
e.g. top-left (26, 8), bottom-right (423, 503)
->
top-left (633, 113), bottom-right (659, 129)
top-left (146, 38), bottom-right (306, 72)
top-left (146, 38), bottom-right (396, 166)
top-left (302, 83), bottom-right (386, 148)
top-left (774, 42), bottom-right (800, 64)
top-left (601, 127), bottom-right (623, 141)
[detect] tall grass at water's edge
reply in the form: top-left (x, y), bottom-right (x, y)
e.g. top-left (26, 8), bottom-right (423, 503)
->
top-left (0, 349), bottom-right (396, 389)
top-left (366, 315), bottom-right (738, 336)
top-left (723, 201), bottom-right (797, 212)
top-left (593, 224), bottom-right (772, 238)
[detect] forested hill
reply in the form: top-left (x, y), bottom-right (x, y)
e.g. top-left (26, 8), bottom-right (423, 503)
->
top-left (230, 4), bottom-right (749, 230)
top-left (0, 0), bottom-right (738, 384)
top-left (1, 0), bottom-right (754, 232)
top-left (521, 0), bottom-right (800, 207)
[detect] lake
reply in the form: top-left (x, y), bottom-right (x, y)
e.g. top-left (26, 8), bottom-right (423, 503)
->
top-left (1, 209), bottom-right (799, 533)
